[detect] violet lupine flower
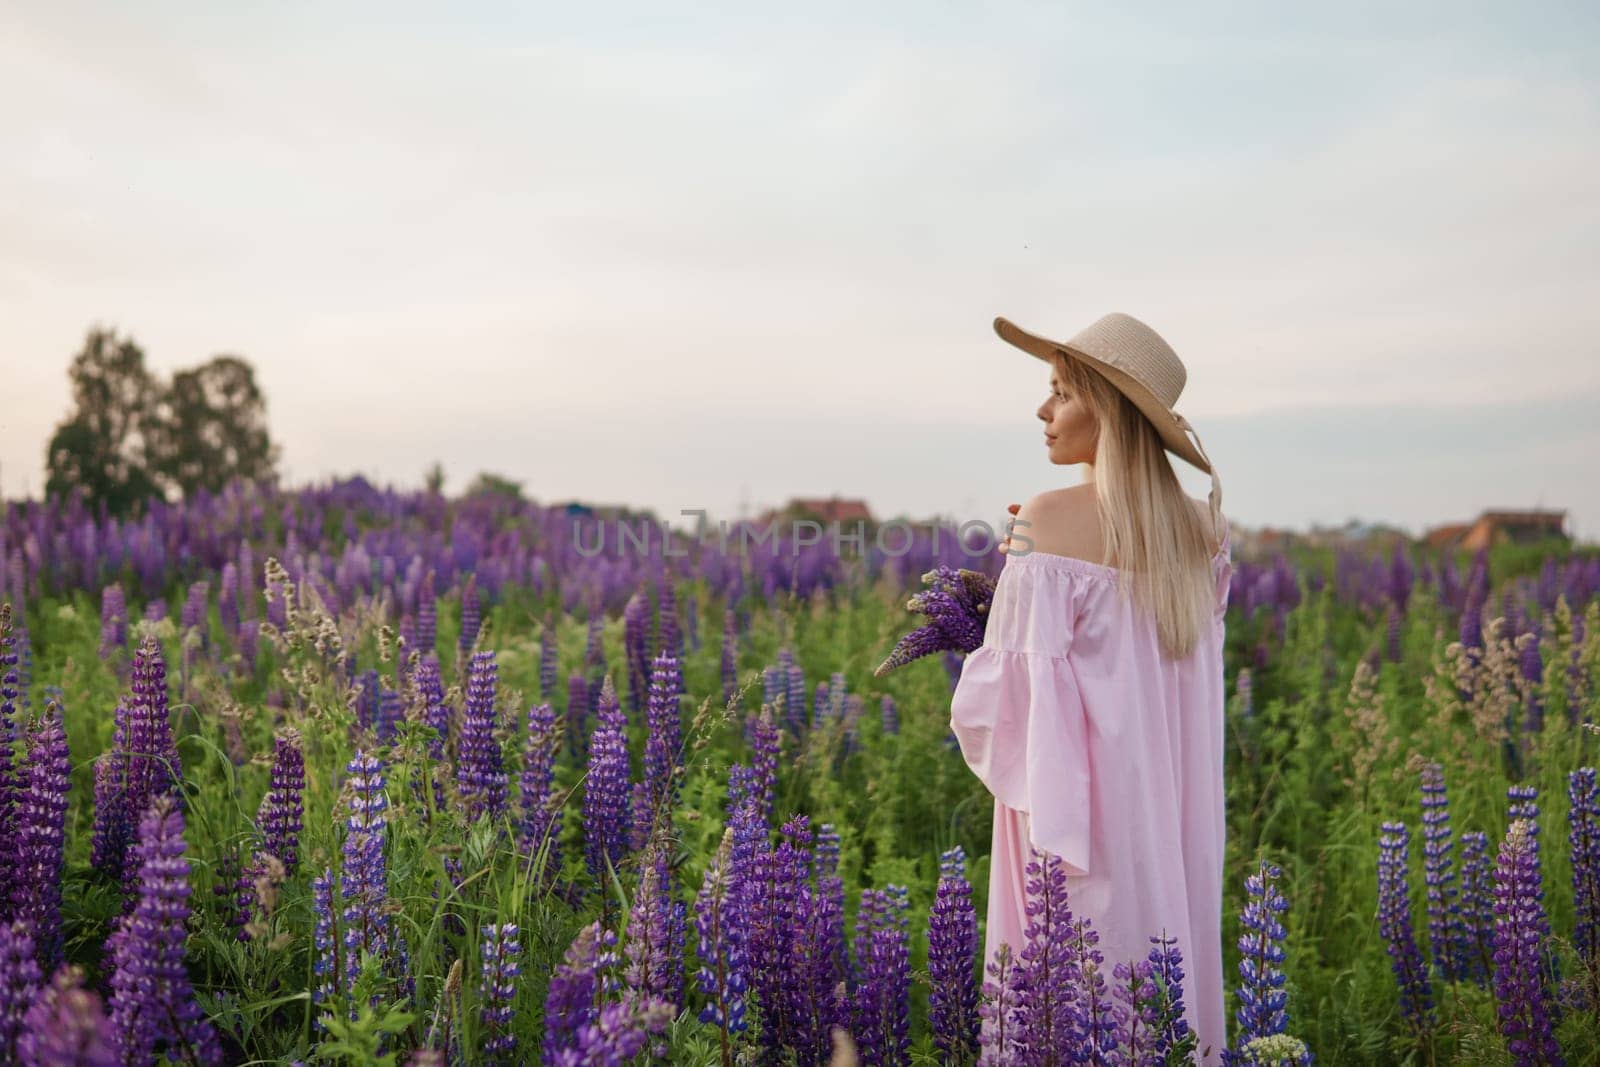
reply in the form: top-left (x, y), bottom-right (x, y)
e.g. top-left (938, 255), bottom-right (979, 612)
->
top-left (1521, 629), bottom-right (1544, 732)
top-left (541, 921), bottom-right (623, 1062)
top-left (1492, 819), bottom-right (1564, 1067)
top-left (0, 919), bottom-right (42, 1060)
top-left (694, 829), bottom-right (749, 1035)
top-left (180, 581), bottom-right (208, 650)
top-left (1458, 831), bottom-right (1496, 987)
top-left (90, 635), bottom-right (183, 896)
top-left (17, 963), bottom-right (116, 1067)
top-left (414, 657), bottom-right (448, 761)
top-left (1005, 846), bottom-right (1084, 1059)
top-left (478, 923), bottom-right (520, 1065)
top-left (98, 585), bottom-right (126, 661)
top-left (745, 707), bottom-right (780, 826)
top-left (928, 846), bottom-right (979, 1064)
top-left (0, 608), bottom-right (17, 900)
top-left (260, 731), bottom-right (305, 875)
top-left (340, 750), bottom-right (402, 993)
top-left (1377, 822), bottom-right (1434, 1031)
top-left (643, 652), bottom-right (683, 816)
top-left (1419, 762), bottom-right (1466, 982)
top-left (518, 702), bottom-right (563, 881)
top-left (629, 781), bottom-right (654, 855)
top-left (106, 796), bottom-right (224, 1067)
top-left (880, 695), bottom-right (898, 737)
top-left (623, 839), bottom-right (683, 1009)
top-left (567, 674), bottom-right (591, 760)
top-left (1385, 601), bottom-right (1403, 663)
top-left (1230, 860), bottom-right (1301, 1057)
top-left (624, 589), bottom-right (651, 718)
top-left (539, 622), bottom-right (558, 703)
top-left (1568, 768), bottom-right (1600, 983)
top-left (1111, 957), bottom-right (1164, 1067)
top-left (14, 700), bottom-right (70, 967)
top-left (218, 563), bottom-right (239, 639)
top-left (377, 686), bottom-right (403, 744)
top-left (874, 566), bottom-right (996, 677)
top-left (1145, 931), bottom-right (1196, 1060)
top-left (1066, 915), bottom-right (1120, 1058)
top-left (458, 574), bottom-right (481, 657)
top-left (977, 941), bottom-right (1022, 1065)
top-left (548, 996), bottom-right (675, 1066)
top-left (311, 868), bottom-right (339, 1013)
top-left (850, 885), bottom-right (911, 1067)
top-left (583, 678), bottom-right (633, 885)
top-left (785, 657), bottom-right (807, 738)
top-left (1505, 785), bottom-right (1558, 991)
top-left (417, 572), bottom-right (437, 654)
top-left (657, 581), bottom-right (682, 669)
top-left (457, 650), bottom-right (508, 823)
top-left (356, 670), bottom-right (380, 734)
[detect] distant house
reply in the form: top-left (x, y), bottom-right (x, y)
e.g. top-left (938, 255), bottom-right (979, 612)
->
top-left (1423, 509), bottom-right (1568, 552)
top-left (756, 496), bottom-right (876, 528)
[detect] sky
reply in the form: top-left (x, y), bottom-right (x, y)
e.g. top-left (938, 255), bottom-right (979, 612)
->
top-left (2, 1), bottom-right (1597, 541)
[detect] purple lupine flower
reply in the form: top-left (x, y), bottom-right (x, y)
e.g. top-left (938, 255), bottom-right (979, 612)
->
top-left (218, 562), bottom-right (240, 640)
top-left (746, 706), bottom-right (780, 826)
top-left (1458, 830), bottom-right (1496, 987)
top-left (457, 650), bottom-right (508, 823)
top-left (623, 838), bottom-right (682, 1009)
top-left (583, 677), bottom-right (633, 887)
top-left (377, 686), bottom-right (403, 744)
top-left (1419, 762), bottom-right (1466, 982)
top-left (1065, 914), bottom-right (1119, 1059)
top-left (356, 670), bottom-right (380, 734)
top-left (874, 566), bottom-right (995, 676)
top-left (624, 588), bottom-right (651, 719)
top-left (694, 829), bottom-right (749, 1035)
top-left (1385, 601), bottom-right (1403, 663)
top-left (1505, 785), bottom-right (1558, 993)
top-left (1236, 667), bottom-right (1254, 719)
top-left (414, 657), bottom-right (448, 761)
top-left (90, 634), bottom-right (183, 897)
top-left (518, 702), bottom-right (563, 883)
top-left (1568, 767), bottom-right (1600, 999)
top-left (643, 653), bottom-right (683, 817)
top-left (541, 921), bottom-right (622, 1062)
top-left (1520, 628), bottom-right (1544, 732)
top-left (567, 673), bottom-right (591, 760)
top-left (99, 585), bottom-right (127, 661)
top-left (417, 572), bottom-right (437, 654)
top-left (145, 598), bottom-right (167, 624)
top-left (311, 868), bottom-right (339, 1013)
top-left (1006, 846), bottom-right (1083, 1058)
top-left (17, 963), bottom-right (116, 1067)
top-left (0, 606), bottom-right (17, 902)
top-left (15, 702), bottom-right (71, 967)
top-left (238, 620), bottom-right (260, 676)
top-left (548, 996), bottom-right (675, 1066)
top-left (814, 680), bottom-right (830, 727)
top-left (457, 574), bottom-right (481, 657)
top-left (851, 885), bottom-right (912, 1067)
top-left (785, 658), bottom-right (806, 738)
top-left (1378, 822), bottom-right (1434, 1031)
top-left (180, 581), bottom-right (208, 650)
top-left (1146, 931), bottom-right (1195, 1060)
top-left (977, 941), bottom-right (1022, 1065)
top-left (0, 919), bottom-right (42, 1060)
top-left (1231, 860), bottom-right (1299, 1054)
top-left (928, 846), bottom-right (979, 1063)
top-left (629, 780), bottom-right (653, 855)
top-left (106, 795), bottom-right (224, 1067)
top-left (1111, 957), bottom-right (1163, 1067)
top-left (260, 731), bottom-right (305, 875)
top-left (478, 923), bottom-right (520, 1065)
top-left (340, 750), bottom-right (402, 993)
top-left (656, 580), bottom-right (681, 670)
top-left (1492, 819), bottom-right (1564, 1067)
top-left (880, 695), bottom-right (898, 737)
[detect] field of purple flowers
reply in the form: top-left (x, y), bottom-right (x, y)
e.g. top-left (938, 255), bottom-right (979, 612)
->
top-left (0, 478), bottom-right (1597, 1065)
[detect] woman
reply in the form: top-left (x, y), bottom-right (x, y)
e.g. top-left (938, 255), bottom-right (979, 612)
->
top-left (949, 311), bottom-right (1232, 1064)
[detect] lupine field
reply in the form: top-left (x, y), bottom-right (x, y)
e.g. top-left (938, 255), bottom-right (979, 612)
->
top-left (0, 479), bottom-right (1598, 1065)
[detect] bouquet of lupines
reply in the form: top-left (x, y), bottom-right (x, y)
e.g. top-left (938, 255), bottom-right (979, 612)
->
top-left (874, 566), bottom-right (996, 677)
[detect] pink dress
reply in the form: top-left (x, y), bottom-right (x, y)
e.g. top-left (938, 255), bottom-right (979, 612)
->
top-left (949, 520), bottom-right (1233, 1065)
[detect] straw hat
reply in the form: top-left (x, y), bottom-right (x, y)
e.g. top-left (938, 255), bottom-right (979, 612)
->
top-left (994, 311), bottom-right (1225, 540)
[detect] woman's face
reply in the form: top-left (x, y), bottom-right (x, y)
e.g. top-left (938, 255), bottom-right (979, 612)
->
top-left (1037, 367), bottom-right (1098, 465)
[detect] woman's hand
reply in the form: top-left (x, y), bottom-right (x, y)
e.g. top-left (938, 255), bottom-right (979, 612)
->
top-left (998, 502), bottom-right (1021, 554)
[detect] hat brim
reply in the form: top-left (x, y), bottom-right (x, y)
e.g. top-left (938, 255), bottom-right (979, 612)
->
top-left (993, 315), bottom-right (1211, 474)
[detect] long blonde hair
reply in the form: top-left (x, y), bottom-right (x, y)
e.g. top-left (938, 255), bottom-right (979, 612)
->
top-left (1052, 350), bottom-right (1226, 661)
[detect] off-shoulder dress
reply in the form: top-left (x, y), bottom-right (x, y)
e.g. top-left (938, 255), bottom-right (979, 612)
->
top-left (949, 519), bottom-right (1233, 1064)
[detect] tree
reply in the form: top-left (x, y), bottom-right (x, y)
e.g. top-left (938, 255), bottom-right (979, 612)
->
top-left (44, 327), bottom-right (163, 515)
top-left (463, 472), bottom-right (524, 501)
top-left (149, 355), bottom-right (280, 497)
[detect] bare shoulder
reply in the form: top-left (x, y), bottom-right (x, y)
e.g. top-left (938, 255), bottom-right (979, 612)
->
top-left (1011, 485), bottom-right (1101, 561)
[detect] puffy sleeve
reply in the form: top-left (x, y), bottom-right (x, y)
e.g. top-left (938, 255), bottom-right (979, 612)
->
top-left (948, 558), bottom-right (1092, 877)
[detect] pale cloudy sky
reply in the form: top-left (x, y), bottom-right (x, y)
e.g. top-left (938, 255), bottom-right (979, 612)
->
top-left (3, 1), bottom-right (1597, 540)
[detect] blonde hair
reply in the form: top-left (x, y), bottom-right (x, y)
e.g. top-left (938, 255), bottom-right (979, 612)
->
top-left (1052, 351), bottom-right (1226, 661)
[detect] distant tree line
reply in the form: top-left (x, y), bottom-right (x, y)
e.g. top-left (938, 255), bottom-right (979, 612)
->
top-left (45, 326), bottom-right (280, 516)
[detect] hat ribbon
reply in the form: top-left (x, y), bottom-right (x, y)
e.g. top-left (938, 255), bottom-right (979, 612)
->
top-left (1174, 413), bottom-right (1225, 547)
